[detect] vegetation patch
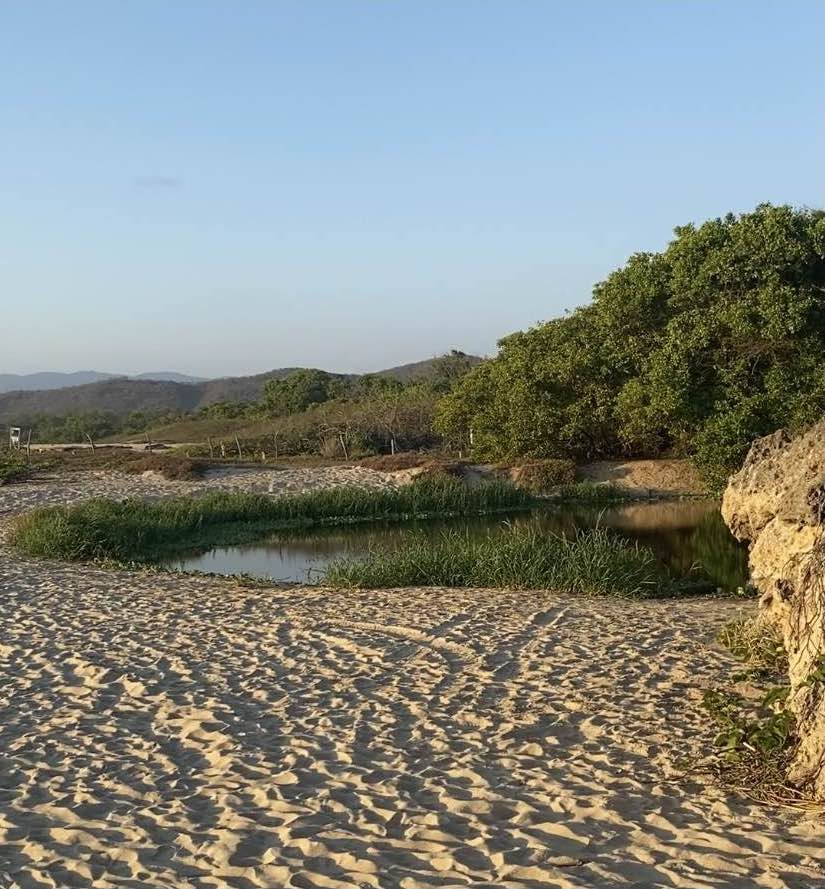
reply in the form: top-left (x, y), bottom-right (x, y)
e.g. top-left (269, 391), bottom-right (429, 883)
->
top-left (9, 475), bottom-right (532, 563)
top-left (324, 526), bottom-right (700, 598)
top-left (0, 455), bottom-right (31, 485)
top-left (718, 616), bottom-right (788, 681)
top-left (359, 452), bottom-right (430, 471)
top-left (511, 459), bottom-right (576, 493)
top-left (698, 617), bottom-right (822, 806)
top-left (700, 686), bottom-right (801, 805)
top-left (553, 481), bottom-right (637, 502)
top-left (435, 205), bottom-right (825, 489)
top-left (122, 454), bottom-right (209, 481)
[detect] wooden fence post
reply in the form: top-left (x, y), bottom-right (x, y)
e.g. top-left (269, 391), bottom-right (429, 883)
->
top-left (86, 433), bottom-right (96, 453)
top-left (234, 435), bottom-right (243, 460)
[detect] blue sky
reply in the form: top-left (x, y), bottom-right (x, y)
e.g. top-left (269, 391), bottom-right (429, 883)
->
top-left (2, 1), bottom-right (823, 377)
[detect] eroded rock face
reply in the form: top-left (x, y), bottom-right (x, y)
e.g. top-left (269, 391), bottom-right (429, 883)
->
top-left (722, 422), bottom-right (825, 797)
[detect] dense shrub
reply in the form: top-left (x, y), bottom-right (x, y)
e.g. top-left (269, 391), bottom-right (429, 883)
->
top-left (0, 455), bottom-right (30, 485)
top-left (123, 454), bottom-right (208, 481)
top-left (511, 459), bottom-right (576, 492)
top-left (436, 205), bottom-right (825, 488)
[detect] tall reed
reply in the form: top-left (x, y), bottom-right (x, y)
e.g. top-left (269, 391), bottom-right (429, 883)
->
top-left (325, 526), bottom-right (694, 598)
top-left (9, 474), bottom-right (532, 563)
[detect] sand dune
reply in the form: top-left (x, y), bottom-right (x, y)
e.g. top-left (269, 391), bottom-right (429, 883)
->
top-left (1, 471), bottom-right (824, 887)
top-left (0, 466), bottom-right (398, 517)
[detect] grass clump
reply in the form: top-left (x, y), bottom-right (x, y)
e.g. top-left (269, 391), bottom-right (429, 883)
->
top-left (359, 453), bottom-right (430, 471)
top-left (0, 455), bottom-right (31, 485)
top-left (123, 454), bottom-right (208, 481)
top-left (554, 481), bottom-right (636, 502)
top-left (9, 474), bottom-right (531, 563)
top-left (324, 526), bottom-right (691, 598)
top-left (718, 616), bottom-right (788, 681)
top-left (511, 459), bottom-right (576, 493)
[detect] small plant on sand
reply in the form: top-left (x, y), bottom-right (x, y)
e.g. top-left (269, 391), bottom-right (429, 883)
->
top-left (123, 454), bottom-right (208, 481)
top-left (554, 481), bottom-right (635, 502)
top-left (511, 459), bottom-right (576, 493)
top-left (699, 686), bottom-right (803, 805)
top-left (359, 452), bottom-right (430, 471)
top-left (324, 526), bottom-right (696, 598)
top-left (698, 618), bottom-right (820, 805)
top-left (718, 616), bottom-right (788, 681)
top-left (0, 454), bottom-right (30, 485)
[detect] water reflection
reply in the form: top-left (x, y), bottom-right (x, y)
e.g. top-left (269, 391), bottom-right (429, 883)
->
top-left (165, 500), bottom-right (749, 591)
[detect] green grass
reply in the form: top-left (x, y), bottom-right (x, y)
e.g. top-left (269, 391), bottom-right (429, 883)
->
top-left (718, 616), bottom-right (788, 680)
top-left (0, 455), bottom-right (31, 485)
top-left (9, 474), bottom-right (532, 563)
top-left (553, 481), bottom-right (638, 502)
top-left (324, 526), bottom-right (699, 598)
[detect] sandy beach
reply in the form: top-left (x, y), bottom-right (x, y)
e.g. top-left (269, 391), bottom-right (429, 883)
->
top-left (1, 470), bottom-right (824, 887)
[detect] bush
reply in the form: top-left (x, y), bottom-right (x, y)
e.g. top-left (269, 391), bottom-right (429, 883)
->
top-left (359, 453), bottom-right (429, 471)
top-left (325, 526), bottom-right (692, 598)
top-left (435, 205), bottom-right (825, 487)
top-left (511, 459), bottom-right (576, 493)
top-left (0, 455), bottom-right (30, 485)
top-left (123, 454), bottom-right (208, 481)
top-left (554, 481), bottom-right (634, 502)
top-left (415, 460), bottom-right (468, 481)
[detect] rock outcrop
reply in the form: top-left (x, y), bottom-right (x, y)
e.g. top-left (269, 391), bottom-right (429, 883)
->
top-left (722, 422), bottom-right (825, 798)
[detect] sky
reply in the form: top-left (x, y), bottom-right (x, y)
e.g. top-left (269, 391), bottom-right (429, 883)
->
top-left (2, 1), bottom-right (823, 378)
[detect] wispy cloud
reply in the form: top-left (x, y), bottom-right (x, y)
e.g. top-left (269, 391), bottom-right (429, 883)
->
top-left (133, 176), bottom-right (183, 189)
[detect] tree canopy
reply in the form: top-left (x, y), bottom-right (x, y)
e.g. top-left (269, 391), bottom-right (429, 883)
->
top-left (436, 204), bottom-right (825, 487)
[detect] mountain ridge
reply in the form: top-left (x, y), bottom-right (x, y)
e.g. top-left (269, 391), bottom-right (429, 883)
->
top-left (0, 371), bottom-right (206, 393)
top-left (0, 356), bottom-right (482, 425)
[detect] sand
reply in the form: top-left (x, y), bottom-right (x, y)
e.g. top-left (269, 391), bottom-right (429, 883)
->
top-left (0, 466), bottom-right (398, 518)
top-left (577, 460), bottom-right (707, 497)
top-left (1, 470), bottom-right (824, 887)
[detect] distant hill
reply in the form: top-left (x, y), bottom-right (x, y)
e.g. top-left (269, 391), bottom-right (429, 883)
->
top-left (378, 355), bottom-right (483, 383)
top-left (0, 355), bottom-right (482, 427)
top-left (0, 370), bottom-right (205, 393)
top-left (131, 372), bottom-right (207, 384)
top-left (0, 371), bottom-right (118, 392)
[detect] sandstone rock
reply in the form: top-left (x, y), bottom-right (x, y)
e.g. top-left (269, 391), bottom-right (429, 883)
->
top-left (722, 421), bottom-right (825, 798)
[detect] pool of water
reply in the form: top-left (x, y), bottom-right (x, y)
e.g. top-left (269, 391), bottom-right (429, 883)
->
top-left (164, 499), bottom-right (749, 591)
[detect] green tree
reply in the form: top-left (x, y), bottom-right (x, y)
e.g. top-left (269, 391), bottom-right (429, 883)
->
top-left (263, 369), bottom-right (349, 416)
top-left (437, 204), bottom-right (825, 486)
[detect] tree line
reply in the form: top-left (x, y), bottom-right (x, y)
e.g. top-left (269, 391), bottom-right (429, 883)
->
top-left (436, 204), bottom-right (825, 487)
top-left (16, 205), bottom-right (824, 486)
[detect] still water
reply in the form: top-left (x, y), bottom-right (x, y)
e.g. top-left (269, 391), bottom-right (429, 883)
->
top-left (165, 500), bottom-right (749, 591)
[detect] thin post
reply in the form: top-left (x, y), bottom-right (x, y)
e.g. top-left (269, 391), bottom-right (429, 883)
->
top-left (25, 428), bottom-right (32, 463)
top-left (86, 433), bottom-right (96, 453)
top-left (208, 436), bottom-right (215, 459)
top-left (234, 435), bottom-right (243, 460)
